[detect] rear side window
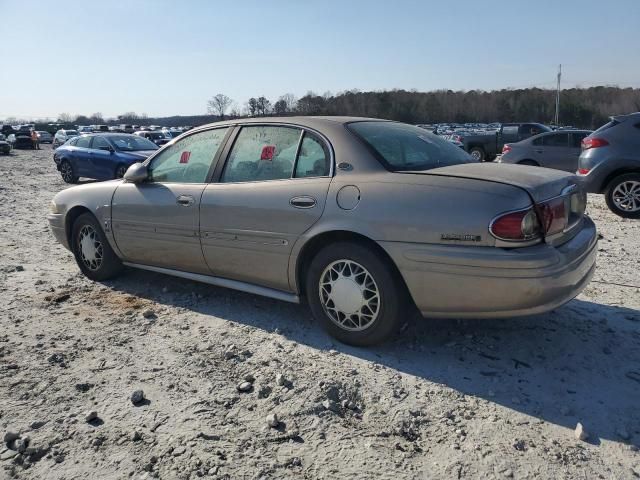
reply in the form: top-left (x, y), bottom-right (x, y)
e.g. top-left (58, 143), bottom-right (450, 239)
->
top-left (222, 126), bottom-right (300, 182)
top-left (294, 133), bottom-right (330, 178)
top-left (571, 132), bottom-right (589, 148)
top-left (75, 136), bottom-right (91, 148)
top-left (348, 121), bottom-right (473, 171)
top-left (542, 133), bottom-right (569, 147)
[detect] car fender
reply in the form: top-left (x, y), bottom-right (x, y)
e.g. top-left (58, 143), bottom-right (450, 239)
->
top-left (52, 181), bottom-right (122, 254)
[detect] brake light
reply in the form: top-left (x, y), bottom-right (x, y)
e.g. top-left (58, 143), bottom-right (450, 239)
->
top-left (581, 137), bottom-right (609, 149)
top-left (502, 144), bottom-right (512, 154)
top-left (536, 197), bottom-right (566, 236)
top-left (490, 208), bottom-right (541, 241)
top-left (578, 168), bottom-right (590, 175)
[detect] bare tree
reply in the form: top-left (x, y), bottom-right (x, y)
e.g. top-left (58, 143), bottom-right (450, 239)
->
top-left (207, 94), bottom-right (233, 119)
top-left (90, 112), bottom-right (104, 124)
top-left (256, 96), bottom-right (271, 116)
top-left (57, 113), bottom-right (74, 123)
top-left (280, 93), bottom-right (298, 112)
top-left (247, 98), bottom-right (258, 116)
top-left (273, 99), bottom-right (287, 115)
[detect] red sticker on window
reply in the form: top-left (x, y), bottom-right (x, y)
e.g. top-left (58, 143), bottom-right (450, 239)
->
top-left (260, 145), bottom-right (276, 161)
top-left (179, 151), bottom-right (191, 164)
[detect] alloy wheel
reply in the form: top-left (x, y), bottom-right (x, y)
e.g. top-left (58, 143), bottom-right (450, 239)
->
top-left (318, 260), bottom-right (380, 331)
top-left (77, 225), bottom-right (104, 271)
top-left (612, 181), bottom-right (640, 212)
top-left (61, 162), bottom-right (74, 182)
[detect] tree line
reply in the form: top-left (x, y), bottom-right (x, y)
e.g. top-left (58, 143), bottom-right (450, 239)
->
top-left (4, 86), bottom-right (638, 130)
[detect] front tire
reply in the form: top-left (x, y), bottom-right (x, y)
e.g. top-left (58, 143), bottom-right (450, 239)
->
top-left (605, 173), bottom-right (640, 219)
top-left (71, 213), bottom-right (123, 281)
top-left (305, 242), bottom-right (406, 346)
top-left (60, 160), bottom-right (78, 183)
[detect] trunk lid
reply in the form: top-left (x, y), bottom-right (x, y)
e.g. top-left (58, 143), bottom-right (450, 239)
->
top-left (410, 162), bottom-right (577, 203)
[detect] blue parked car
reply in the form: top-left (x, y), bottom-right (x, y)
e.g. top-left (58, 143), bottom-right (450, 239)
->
top-left (53, 134), bottom-right (159, 183)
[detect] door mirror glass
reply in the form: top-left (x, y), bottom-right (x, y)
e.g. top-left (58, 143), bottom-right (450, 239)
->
top-left (123, 163), bottom-right (148, 183)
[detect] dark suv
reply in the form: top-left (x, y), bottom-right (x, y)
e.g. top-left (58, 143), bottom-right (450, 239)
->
top-left (578, 112), bottom-right (640, 218)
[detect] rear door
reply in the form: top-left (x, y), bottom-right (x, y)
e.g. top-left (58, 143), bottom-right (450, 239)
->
top-left (540, 133), bottom-right (571, 171)
top-left (200, 125), bottom-right (332, 291)
top-left (568, 132), bottom-right (589, 172)
top-left (70, 136), bottom-right (92, 177)
top-left (111, 127), bottom-right (230, 274)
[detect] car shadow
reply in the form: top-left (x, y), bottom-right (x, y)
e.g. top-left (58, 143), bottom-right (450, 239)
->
top-left (103, 268), bottom-right (640, 447)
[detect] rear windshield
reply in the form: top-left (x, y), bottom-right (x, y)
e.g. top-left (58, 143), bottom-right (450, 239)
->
top-left (347, 121), bottom-right (474, 171)
top-left (65, 130), bottom-right (79, 136)
top-left (110, 135), bottom-right (159, 151)
top-left (593, 119), bottom-right (620, 134)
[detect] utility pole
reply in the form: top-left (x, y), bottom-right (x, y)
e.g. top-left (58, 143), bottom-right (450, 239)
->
top-left (555, 64), bottom-right (562, 126)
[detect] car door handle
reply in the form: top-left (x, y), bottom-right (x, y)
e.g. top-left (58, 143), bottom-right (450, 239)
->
top-left (290, 196), bottom-right (316, 209)
top-left (176, 195), bottom-right (195, 206)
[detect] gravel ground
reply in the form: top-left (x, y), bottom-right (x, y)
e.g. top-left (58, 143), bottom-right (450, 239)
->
top-left (1, 147), bottom-right (639, 480)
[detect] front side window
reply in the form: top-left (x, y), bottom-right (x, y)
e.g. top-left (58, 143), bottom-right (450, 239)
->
top-left (221, 126), bottom-right (300, 182)
top-left (75, 136), bottom-right (91, 148)
top-left (92, 136), bottom-right (111, 150)
top-left (148, 128), bottom-right (228, 183)
top-left (542, 133), bottom-right (569, 147)
top-left (348, 121), bottom-right (473, 171)
top-left (295, 133), bottom-right (330, 177)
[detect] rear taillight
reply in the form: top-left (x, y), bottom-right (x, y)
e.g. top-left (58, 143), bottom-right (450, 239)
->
top-left (490, 208), bottom-right (541, 241)
top-left (491, 188), bottom-right (585, 242)
top-left (581, 137), bottom-right (609, 149)
top-left (577, 168), bottom-right (590, 175)
top-left (502, 144), bottom-right (512, 154)
top-left (536, 197), bottom-right (566, 236)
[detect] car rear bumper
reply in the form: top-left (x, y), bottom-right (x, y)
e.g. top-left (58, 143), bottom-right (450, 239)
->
top-left (381, 216), bottom-right (597, 318)
top-left (47, 213), bottom-right (69, 250)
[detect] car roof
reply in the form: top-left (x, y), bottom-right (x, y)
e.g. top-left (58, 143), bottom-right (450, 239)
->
top-left (192, 116), bottom-right (391, 132)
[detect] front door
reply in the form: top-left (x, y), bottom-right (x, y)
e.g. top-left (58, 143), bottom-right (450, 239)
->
top-left (200, 125), bottom-right (332, 291)
top-left (70, 135), bottom-right (92, 177)
top-left (88, 136), bottom-right (116, 180)
top-left (111, 127), bottom-right (230, 273)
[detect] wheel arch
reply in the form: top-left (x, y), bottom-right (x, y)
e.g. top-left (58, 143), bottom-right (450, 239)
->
top-left (518, 159), bottom-right (539, 166)
top-left (64, 206), bottom-right (94, 247)
top-left (293, 229), bottom-right (409, 300)
top-left (600, 167), bottom-right (640, 193)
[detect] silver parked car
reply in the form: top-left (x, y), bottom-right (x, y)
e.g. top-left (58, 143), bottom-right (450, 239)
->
top-left (53, 129), bottom-right (80, 148)
top-left (578, 112), bottom-right (640, 218)
top-left (47, 117), bottom-right (597, 345)
top-left (499, 130), bottom-right (591, 172)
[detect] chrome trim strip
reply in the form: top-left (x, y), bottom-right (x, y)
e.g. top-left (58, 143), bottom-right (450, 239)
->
top-left (122, 262), bottom-right (300, 304)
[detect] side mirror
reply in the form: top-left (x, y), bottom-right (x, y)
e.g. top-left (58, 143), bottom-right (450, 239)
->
top-left (99, 145), bottom-right (114, 153)
top-left (123, 163), bottom-right (148, 183)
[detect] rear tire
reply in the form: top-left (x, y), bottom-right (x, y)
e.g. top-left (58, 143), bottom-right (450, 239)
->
top-left (115, 164), bottom-right (128, 179)
top-left (469, 147), bottom-right (485, 162)
top-left (305, 241), bottom-right (406, 346)
top-left (604, 173), bottom-right (640, 219)
top-left (71, 213), bottom-right (123, 281)
top-left (60, 160), bottom-right (78, 183)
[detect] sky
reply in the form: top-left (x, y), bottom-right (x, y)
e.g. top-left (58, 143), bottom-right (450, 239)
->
top-left (1, 0), bottom-right (639, 120)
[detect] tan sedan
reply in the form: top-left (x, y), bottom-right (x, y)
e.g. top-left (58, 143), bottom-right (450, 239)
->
top-left (48, 117), bottom-right (597, 345)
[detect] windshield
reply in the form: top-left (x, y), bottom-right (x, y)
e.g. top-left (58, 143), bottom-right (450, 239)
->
top-left (65, 130), bottom-right (79, 136)
top-left (348, 121), bottom-right (474, 171)
top-left (111, 135), bottom-right (159, 151)
top-left (149, 132), bottom-right (165, 140)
